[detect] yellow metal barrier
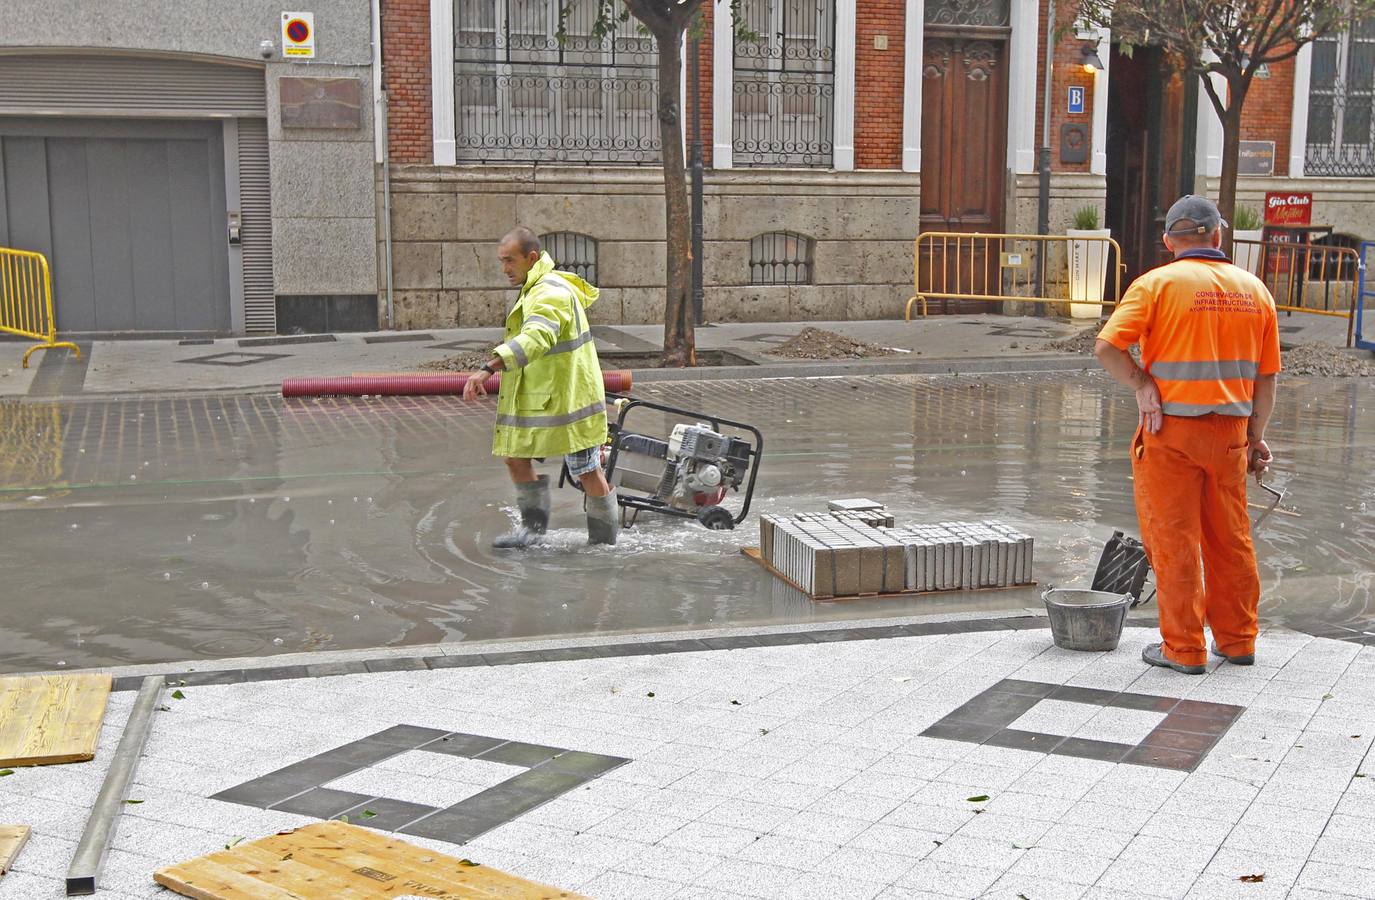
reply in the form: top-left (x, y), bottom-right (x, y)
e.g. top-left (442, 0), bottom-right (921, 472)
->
top-left (905, 232), bottom-right (1125, 320)
top-left (1234, 239), bottom-right (1361, 346)
top-left (1, 247), bottom-right (81, 368)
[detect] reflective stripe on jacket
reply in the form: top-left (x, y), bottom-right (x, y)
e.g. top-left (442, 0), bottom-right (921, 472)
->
top-left (490, 252), bottom-right (608, 458)
top-left (1098, 255), bottom-right (1281, 417)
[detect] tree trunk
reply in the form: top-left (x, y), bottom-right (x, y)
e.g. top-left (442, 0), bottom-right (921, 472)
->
top-left (654, 26), bottom-right (696, 367)
top-left (1216, 77), bottom-right (1249, 257)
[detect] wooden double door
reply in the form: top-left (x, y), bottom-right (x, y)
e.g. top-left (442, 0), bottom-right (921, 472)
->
top-left (919, 36), bottom-right (1008, 313)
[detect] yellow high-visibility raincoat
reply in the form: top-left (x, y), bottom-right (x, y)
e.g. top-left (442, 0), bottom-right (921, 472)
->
top-left (490, 252), bottom-right (607, 459)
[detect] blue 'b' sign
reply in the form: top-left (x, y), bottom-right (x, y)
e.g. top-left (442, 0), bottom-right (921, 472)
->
top-left (1068, 86), bottom-right (1086, 115)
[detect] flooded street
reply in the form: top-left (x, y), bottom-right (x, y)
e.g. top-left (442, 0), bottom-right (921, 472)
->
top-left (1, 371), bottom-right (1371, 673)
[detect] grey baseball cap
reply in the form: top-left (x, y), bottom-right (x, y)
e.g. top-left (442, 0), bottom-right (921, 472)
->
top-left (1164, 194), bottom-right (1228, 234)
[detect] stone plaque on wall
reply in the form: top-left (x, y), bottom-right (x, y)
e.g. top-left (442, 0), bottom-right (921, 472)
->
top-left (279, 77), bottom-right (362, 130)
top-left (1239, 141), bottom-right (1275, 176)
top-left (1060, 123), bottom-right (1089, 164)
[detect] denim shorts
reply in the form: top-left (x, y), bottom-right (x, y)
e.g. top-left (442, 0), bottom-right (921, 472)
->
top-left (564, 445), bottom-right (602, 477)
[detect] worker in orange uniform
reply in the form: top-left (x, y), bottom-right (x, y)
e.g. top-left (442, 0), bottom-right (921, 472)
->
top-left (1094, 195), bottom-right (1280, 674)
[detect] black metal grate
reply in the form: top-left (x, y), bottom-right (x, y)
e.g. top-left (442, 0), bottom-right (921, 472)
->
top-left (1306, 17), bottom-right (1375, 177)
top-left (454, 0), bottom-right (661, 164)
top-left (749, 231), bottom-right (814, 284)
top-left (732, 0), bottom-right (837, 167)
top-left (541, 231), bottom-right (598, 283)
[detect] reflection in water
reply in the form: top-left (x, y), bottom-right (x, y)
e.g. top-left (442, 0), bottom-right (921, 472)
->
top-left (0, 373), bottom-right (1371, 672)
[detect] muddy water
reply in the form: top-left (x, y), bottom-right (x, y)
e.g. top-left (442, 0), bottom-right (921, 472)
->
top-left (0, 372), bottom-right (1370, 672)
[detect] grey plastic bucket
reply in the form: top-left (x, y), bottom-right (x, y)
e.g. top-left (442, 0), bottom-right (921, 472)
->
top-left (1042, 588), bottom-right (1132, 651)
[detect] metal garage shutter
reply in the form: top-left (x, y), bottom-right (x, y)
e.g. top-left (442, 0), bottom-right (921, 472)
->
top-left (0, 54), bottom-right (266, 117)
top-left (237, 119), bottom-right (276, 333)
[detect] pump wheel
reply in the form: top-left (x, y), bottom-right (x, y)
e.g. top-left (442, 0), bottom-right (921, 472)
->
top-left (697, 505), bottom-right (735, 530)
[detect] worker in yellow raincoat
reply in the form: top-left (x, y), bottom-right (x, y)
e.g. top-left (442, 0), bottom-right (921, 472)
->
top-left (464, 227), bottom-right (617, 547)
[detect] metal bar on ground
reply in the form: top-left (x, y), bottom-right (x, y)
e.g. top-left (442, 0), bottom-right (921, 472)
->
top-left (65, 676), bottom-right (163, 896)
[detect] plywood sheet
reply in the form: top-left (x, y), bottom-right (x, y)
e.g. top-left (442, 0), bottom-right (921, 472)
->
top-left (0, 825), bottom-right (31, 875)
top-left (0, 673), bottom-right (111, 767)
top-left (154, 821), bottom-right (589, 899)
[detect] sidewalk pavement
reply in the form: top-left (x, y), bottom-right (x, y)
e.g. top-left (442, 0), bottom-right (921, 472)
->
top-left (3, 611), bottom-right (1373, 899)
top-left (3, 312), bottom-right (1355, 399)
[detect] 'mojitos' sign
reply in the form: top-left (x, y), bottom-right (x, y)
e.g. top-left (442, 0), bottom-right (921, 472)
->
top-left (1264, 192), bottom-right (1313, 225)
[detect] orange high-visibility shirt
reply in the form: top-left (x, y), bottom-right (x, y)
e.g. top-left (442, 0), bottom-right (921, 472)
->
top-left (1099, 253), bottom-right (1281, 417)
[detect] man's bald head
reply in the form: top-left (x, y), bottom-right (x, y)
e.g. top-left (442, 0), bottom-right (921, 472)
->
top-left (502, 227), bottom-right (541, 257)
top-left (498, 227), bottom-right (543, 287)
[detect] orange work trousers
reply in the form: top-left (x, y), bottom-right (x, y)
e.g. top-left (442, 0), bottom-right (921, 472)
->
top-left (1131, 414), bottom-right (1260, 667)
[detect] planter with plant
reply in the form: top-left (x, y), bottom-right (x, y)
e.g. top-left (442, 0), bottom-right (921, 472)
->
top-left (1067, 205), bottom-right (1111, 319)
top-left (1231, 205), bottom-right (1264, 275)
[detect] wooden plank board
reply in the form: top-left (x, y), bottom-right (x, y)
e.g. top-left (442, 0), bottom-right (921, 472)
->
top-left (0, 673), bottom-right (112, 767)
top-left (742, 547), bottom-right (1036, 602)
top-left (154, 821), bottom-right (589, 899)
top-left (0, 825), bottom-right (31, 875)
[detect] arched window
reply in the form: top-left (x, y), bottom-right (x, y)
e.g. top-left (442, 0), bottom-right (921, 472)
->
top-left (749, 231), bottom-right (814, 285)
top-left (541, 232), bottom-right (598, 283)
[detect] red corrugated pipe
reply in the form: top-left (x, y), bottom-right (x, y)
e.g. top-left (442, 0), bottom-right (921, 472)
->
top-left (282, 370), bottom-right (633, 398)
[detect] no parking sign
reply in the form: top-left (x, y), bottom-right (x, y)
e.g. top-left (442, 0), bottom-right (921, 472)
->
top-left (282, 12), bottom-right (315, 59)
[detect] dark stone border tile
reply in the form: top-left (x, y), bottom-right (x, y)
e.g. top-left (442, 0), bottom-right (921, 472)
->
top-left (361, 333), bottom-right (435, 344)
top-left (423, 655), bottom-right (488, 669)
top-left (984, 729), bottom-right (1065, 753)
top-left (215, 725), bottom-right (629, 846)
top-left (270, 787), bottom-right (374, 818)
top-left (337, 797), bottom-right (440, 831)
top-left (921, 679), bottom-right (1245, 772)
top-left (364, 657), bottom-right (428, 673)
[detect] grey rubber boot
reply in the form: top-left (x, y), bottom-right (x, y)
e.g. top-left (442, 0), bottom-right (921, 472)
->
top-left (492, 476), bottom-right (550, 549)
top-left (586, 490), bottom-right (620, 546)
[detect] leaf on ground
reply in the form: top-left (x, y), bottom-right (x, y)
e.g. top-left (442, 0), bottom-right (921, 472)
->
top-left (1239, 874), bottom-right (1265, 883)
top-left (337, 815), bottom-right (349, 824)
top-left (123, 799), bottom-right (144, 804)
top-left (759, 728), bottom-right (770, 735)
top-left (171, 689), bottom-right (186, 700)
top-left (224, 837), bottom-right (245, 850)
top-left (361, 810), bottom-right (377, 818)
top-left (1323, 693), bottom-right (1334, 700)
top-left (966, 795), bottom-right (990, 802)
top-left (731, 700), bottom-right (741, 705)
top-left (0, 770), bottom-right (12, 777)
top-left (157, 705), bottom-right (171, 712)
top-left (646, 692), bottom-right (655, 698)
top-left (458, 859), bottom-right (480, 867)
top-left (1356, 773), bottom-right (1368, 778)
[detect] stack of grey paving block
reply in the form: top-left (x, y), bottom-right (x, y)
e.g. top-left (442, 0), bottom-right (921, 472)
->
top-left (760, 502), bottom-right (1033, 599)
top-left (885, 521), bottom-right (1034, 591)
top-left (758, 513), bottom-right (905, 599)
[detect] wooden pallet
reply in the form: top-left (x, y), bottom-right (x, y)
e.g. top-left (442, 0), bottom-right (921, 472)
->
top-left (0, 673), bottom-right (111, 767)
top-left (0, 825), bottom-right (31, 876)
top-left (742, 547), bottom-right (1036, 602)
top-left (154, 821), bottom-right (589, 899)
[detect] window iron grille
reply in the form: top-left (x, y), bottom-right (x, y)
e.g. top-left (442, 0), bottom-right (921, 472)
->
top-left (1306, 15), bottom-right (1375, 177)
top-left (732, 0), bottom-right (837, 167)
top-left (542, 231), bottom-right (598, 283)
top-left (750, 231), bottom-right (814, 284)
top-left (455, 0), bottom-right (661, 164)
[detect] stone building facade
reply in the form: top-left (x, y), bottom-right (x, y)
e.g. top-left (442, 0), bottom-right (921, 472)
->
top-left (0, 1), bottom-right (379, 335)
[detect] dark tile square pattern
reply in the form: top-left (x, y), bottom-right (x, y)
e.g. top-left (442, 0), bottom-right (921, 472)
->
top-left (921, 678), bottom-right (1244, 772)
top-left (212, 726), bottom-right (628, 843)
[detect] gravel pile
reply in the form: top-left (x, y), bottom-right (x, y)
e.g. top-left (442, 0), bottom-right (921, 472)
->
top-left (1045, 329), bottom-right (1373, 377)
top-left (1282, 343), bottom-right (1375, 377)
top-left (766, 327), bottom-right (899, 360)
top-left (1046, 328), bottom-right (1099, 354)
top-left (418, 352), bottom-right (493, 372)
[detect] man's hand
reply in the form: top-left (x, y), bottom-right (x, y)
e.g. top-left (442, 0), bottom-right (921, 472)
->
top-left (1135, 378), bottom-right (1164, 435)
top-left (462, 371), bottom-right (490, 401)
top-left (1248, 438), bottom-right (1273, 483)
